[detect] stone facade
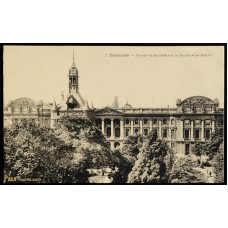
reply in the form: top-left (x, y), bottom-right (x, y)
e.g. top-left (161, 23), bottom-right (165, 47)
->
top-left (4, 56), bottom-right (224, 154)
top-left (4, 97), bottom-right (52, 127)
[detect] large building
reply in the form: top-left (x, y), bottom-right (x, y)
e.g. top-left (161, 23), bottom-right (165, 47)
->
top-left (4, 54), bottom-right (224, 154)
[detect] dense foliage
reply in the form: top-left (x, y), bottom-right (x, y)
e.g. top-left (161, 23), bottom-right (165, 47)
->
top-left (168, 155), bottom-right (202, 183)
top-left (128, 130), bottom-right (170, 183)
top-left (4, 117), bottom-right (113, 183)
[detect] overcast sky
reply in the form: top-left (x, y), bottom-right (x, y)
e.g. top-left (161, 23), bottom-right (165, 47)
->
top-left (3, 45), bottom-right (224, 108)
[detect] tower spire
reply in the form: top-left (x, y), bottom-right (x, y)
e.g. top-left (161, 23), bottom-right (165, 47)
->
top-left (72, 49), bottom-right (76, 67)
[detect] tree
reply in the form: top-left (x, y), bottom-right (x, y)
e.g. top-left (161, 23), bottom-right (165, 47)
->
top-left (108, 135), bottom-right (143, 183)
top-left (109, 148), bottom-right (133, 183)
top-left (128, 129), bottom-right (169, 183)
top-left (206, 127), bottom-right (224, 159)
top-left (192, 143), bottom-right (206, 158)
top-left (168, 155), bottom-right (203, 183)
top-left (4, 119), bottom-right (92, 183)
top-left (54, 115), bottom-right (113, 172)
top-left (4, 119), bottom-right (66, 183)
top-left (213, 149), bottom-right (224, 183)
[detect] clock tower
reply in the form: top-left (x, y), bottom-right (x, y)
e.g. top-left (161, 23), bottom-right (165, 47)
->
top-left (69, 51), bottom-right (79, 94)
top-left (66, 51), bottom-right (85, 110)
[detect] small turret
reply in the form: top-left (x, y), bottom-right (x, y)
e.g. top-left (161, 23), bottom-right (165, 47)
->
top-left (84, 99), bottom-right (90, 111)
top-left (176, 98), bottom-right (181, 107)
top-left (51, 99), bottom-right (58, 111)
top-left (51, 99), bottom-right (58, 129)
top-left (91, 100), bottom-right (94, 109)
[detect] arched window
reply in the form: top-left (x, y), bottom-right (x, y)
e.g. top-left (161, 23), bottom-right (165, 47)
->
top-left (171, 129), bottom-right (175, 138)
top-left (106, 127), bottom-right (111, 138)
top-left (171, 119), bottom-right (175, 125)
top-left (143, 119), bottom-right (148, 125)
top-left (114, 142), bottom-right (120, 148)
top-left (115, 127), bottom-right (120, 138)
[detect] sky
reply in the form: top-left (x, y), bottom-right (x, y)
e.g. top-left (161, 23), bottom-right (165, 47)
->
top-left (3, 45), bottom-right (225, 108)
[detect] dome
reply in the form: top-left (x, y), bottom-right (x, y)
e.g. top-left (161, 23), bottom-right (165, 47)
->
top-left (9, 97), bottom-right (38, 107)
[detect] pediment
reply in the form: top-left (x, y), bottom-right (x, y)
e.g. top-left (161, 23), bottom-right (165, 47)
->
top-left (96, 107), bottom-right (122, 115)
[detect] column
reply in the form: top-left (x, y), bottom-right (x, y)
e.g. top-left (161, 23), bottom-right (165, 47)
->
top-left (191, 119), bottom-right (194, 140)
top-left (149, 119), bottom-right (152, 132)
top-left (111, 119), bottom-right (114, 139)
top-left (159, 119), bottom-right (162, 138)
top-left (140, 119), bottom-right (143, 135)
top-left (201, 120), bottom-right (205, 141)
top-left (120, 119), bottom-right (124, 139)
top-left (168, 118), bottom-right (171, 139)
top-left (131, 119), bottom-right (134, 135)
top-left (212, 120), bottom-right (215, 132)
top-left (180, 120), bottom-right (184, 140)
top-left (101, 119), bottom-right (105, 134)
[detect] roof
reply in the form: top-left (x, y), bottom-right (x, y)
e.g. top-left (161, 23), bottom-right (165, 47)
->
top-left (181, 96), bottom-right (215, 106)
top-left (8, 97), bottom-right (38, 107)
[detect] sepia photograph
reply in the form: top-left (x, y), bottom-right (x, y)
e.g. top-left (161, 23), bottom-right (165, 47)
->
top-left (3, 44), bottom-right (226, 184)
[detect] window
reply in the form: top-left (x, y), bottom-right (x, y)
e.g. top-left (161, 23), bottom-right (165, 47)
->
top-left (115, 127), bottom-right (120, 138)
top-left (153, 128), bottom-right (158, 135)
top-left (153, 119), bottom-right (158, 125)
top-left (134, 119), bottom-right (139, 125)
top-left (171, 119), bottom-right (175, 125)
top-left (184, 129), bottom-right (190, 139)
top-left (171, 129), bottom-right (175, 138)
top-left (125, 129), bottom-right (130, 137)
top-left (171, 143), bottom-right (175, 149)
top-left (134, 128), bottom-right (139, 135)
top-left (185, 144), bottom-right (190, 155)
top-left (125, 119), bottom-right (130, 125)
top-left (163, 129), bottom-right (168, 138)
top-left (144, 129), bottom-right (149, 136)
top-left (194, 129), bottom-right (200, 139)
top-left (205, 129), bottom-right (211, 139)
top-left (106, 127), bottom-right (111, 138)
top-left (163, 119), bottom-right (168, 125)
top-left (143, 119), bottom-right (148, 125)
